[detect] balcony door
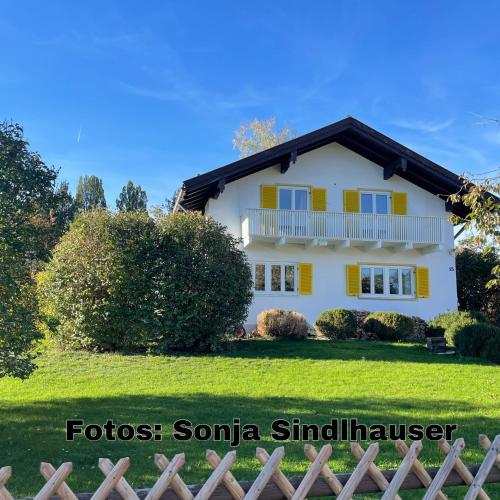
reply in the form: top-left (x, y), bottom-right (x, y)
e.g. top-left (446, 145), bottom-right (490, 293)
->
top-left (360, 191), bottom-right (390, 240)
top-left (278, 187), bottom-right (309, 236)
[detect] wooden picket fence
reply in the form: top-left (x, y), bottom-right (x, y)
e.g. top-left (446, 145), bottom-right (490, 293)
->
top-left (2, 435), bottom-right (499, 500)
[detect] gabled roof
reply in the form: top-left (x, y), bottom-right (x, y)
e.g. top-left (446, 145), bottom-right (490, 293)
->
top-left (178, 116), bottom-right (470, 216)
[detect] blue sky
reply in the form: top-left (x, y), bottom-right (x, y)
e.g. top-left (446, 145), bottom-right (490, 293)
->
top-left (1, 1), bottom-right (499, 207)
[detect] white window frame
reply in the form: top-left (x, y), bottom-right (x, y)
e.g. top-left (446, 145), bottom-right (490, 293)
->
top-left (278, 186), bottom-right (310, 211)
top-left (360, 265), bottom-right (415, 299)
top-left (360, 191), bottom-right (391, 214)
top-left (251, 262), bottom-right (298, 295)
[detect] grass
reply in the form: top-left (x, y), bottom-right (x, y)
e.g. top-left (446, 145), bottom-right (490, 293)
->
top-left (0, 339), bottom-right (499, 498)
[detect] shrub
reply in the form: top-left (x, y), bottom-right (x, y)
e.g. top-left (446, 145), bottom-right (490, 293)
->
top-left (363, 312), bottom-right (415, 341)
top-left (315, 309), bottom-right (356, 339)
top-left (456, 247), bottom-right (500, 324)
top-left (481, 333), bottom-right (500, 364)
top-left (429, 310), bottom-right (486, 346)
top-left (454, 322), bottom-right (500, 361)
top-left (154, 212), bottom-right (252, 352)
top-left (257, 309), bottom-right (308, 339)
top-left (37, 210), bottom-right (158, 351)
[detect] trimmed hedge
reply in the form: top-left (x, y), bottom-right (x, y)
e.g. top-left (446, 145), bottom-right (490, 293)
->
top-left (363, 312), bottom-right (415, 341)
top-left (454, 322), bottom-right (500, 364)
top-left (315, 309), bottom-right (356, 339)
top-left (429, 310), bottom-right (486, 346)
top-left (257, 309), bottom-right (308, 339)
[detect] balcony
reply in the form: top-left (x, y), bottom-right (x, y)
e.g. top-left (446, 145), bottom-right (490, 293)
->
top-left (242, 208), bottom-right (447, 252)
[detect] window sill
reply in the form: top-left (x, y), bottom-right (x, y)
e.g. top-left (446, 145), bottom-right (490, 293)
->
top-left (358, 294), bottom-right (416, 301)
top-left (254, 292), bottom-right (299, 297)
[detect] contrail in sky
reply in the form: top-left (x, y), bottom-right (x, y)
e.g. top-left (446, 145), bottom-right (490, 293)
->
top-left (77, 126), bottom-right (82, 143)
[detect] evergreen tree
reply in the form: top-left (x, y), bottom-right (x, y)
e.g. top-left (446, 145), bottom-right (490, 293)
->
top-left (116, 180), bottom-right (148, 212)
top-left (75, 175), bottom-right (106, 211)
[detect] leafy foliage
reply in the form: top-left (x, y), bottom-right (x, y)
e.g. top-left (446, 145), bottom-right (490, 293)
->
top-left (38, 210), bottom-right (158, 351)
top-left (0, 121), bottom-right (58, 377)
top-left (232, 117), bottom-right (296, 158)
top-left (449, 172), bottom-right (499, 287)
top-left (315, 308), bottom-right (356, 339)
top-left (455, 247), bottom-right (499, 323)
top-left (363, 312), bottom-right (415, 341)
top-left (75, 175), bottom-right (107, 211)
top-left (116, 180), bottom-right (148, 212)
top-left (454, 322), bottom-right (500, 364)
top-left (256, 309), bottom-right (308, 339)
top-left (155, 212), bottom-right (253, 351)
top-left (429, 310), bottom-right (486, 346)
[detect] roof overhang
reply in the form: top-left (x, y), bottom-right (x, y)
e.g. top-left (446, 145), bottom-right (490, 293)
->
top-left (178, 117), bottom-right (478, 218)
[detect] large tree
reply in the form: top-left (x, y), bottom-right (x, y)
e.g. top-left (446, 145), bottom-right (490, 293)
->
top-left (75, 175), bottom-right (107, 212)
top-left (0, 121), bottom-right (58, 378)
top-left (232, 117), bottom-right (296, 158)
top-left (116, 180), bottom-right (148, 212)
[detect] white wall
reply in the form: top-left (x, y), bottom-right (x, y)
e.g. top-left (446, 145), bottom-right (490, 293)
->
top-left (206, 143), bottom-right (458, 324)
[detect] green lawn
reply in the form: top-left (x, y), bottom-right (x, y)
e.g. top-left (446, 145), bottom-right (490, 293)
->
top-left (0, 339), bottom-right (499, 498)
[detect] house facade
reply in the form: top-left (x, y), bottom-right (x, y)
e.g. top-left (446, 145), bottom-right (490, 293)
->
top-left (177, 118), bottom-right (463, 326)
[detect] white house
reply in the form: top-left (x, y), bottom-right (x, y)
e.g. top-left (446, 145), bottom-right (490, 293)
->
top-left (176, 117), bottom-right (465, 326)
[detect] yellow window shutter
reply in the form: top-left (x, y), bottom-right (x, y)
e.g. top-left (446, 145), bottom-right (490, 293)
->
top-left (299, 263), bottom-right (313, 295)
top-left (346, 264), bottom-right (360, 296)
top-left (260, 185), bottom-right (277, 209)
top-left (311, 187), bottom-right (327, 211)
top-left (392, 192), bottom-right (408, 215)
top-left (416, 267), bottom-right (430, 298)
top-left (343, 190), bottom-right (360, 212)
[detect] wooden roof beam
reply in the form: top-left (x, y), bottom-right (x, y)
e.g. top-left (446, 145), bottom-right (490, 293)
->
top-left (384, 157), bottom-right (408, 180)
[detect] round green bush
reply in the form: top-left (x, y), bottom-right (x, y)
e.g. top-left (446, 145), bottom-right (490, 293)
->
top-left (257, 309), bottom-right (308, 339)
top-left (37, 210), bottom-right (158, 351)
top-left (429, 310), bottom-right (486, 346)
top-left (481, 332), bottom-right (500, 364)
top-left (315, 308), bottom-right (356, 339)
top-left (363, 312), bottom-right (415, 341)
top-left (454, 322), bottom-right (500, 361)
top-left (155, 212), bottom-right (253, 352)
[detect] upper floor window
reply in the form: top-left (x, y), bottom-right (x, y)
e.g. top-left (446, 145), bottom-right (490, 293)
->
top-left (360, 265), bottom-right (415, 298)
top-left (360, 191), bottom-right (391, 214)
top-left (279, 186), bottom-right (309, 211)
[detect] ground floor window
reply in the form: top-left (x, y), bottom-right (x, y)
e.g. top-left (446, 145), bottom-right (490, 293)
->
top-left (252, 262), bottom-right (297, 294)
top-left (360, 265), bottom-right (415, 298)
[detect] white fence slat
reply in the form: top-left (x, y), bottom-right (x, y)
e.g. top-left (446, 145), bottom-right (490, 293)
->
top-left (255, 448), bottom-right (295, 499)
top-left (351, 443), bottom-right (399, 499)
top-left (145, 453), bottom-right (185, 500)
top-left (337, 443), bottom-right (379, 500)
top-left (206, 450), bottom-right (244, 500)
top-left (304, 444), bottom-right (343, 496)
top-left (382, 440), bottom-right (422, 500)
top-left (438, 439), bottom-right (489, 500)
top-left (395, 440), bottom-right (447, 500)
top-left (479, 435), bottom-right (500, 471)
top-left (465, 435), bottom-right (500, 500)
top-left (40, 462), bottom-right (77, 500)
top-left (244, 447), bottom-right (285, 500)
top-left (91, 458), bottom-right (130, 500)
top-left (423, 438), bottom-right (465, 500)
top-left (292, 445), bottom-right (332, 500)
top-left (195, 451), bottom-right (237, 500)
top-left (98, 459), bottom-right (138, 500)
top-left (155, 454), bottom-right (194, 500)
top-left (34, 463), bottom-right (72, 500)
top-left (0, 467), bottom-right (13, 500)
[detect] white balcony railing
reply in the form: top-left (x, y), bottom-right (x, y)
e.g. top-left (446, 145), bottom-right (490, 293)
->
top-left (243, 208), bottom-right (446, 247)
